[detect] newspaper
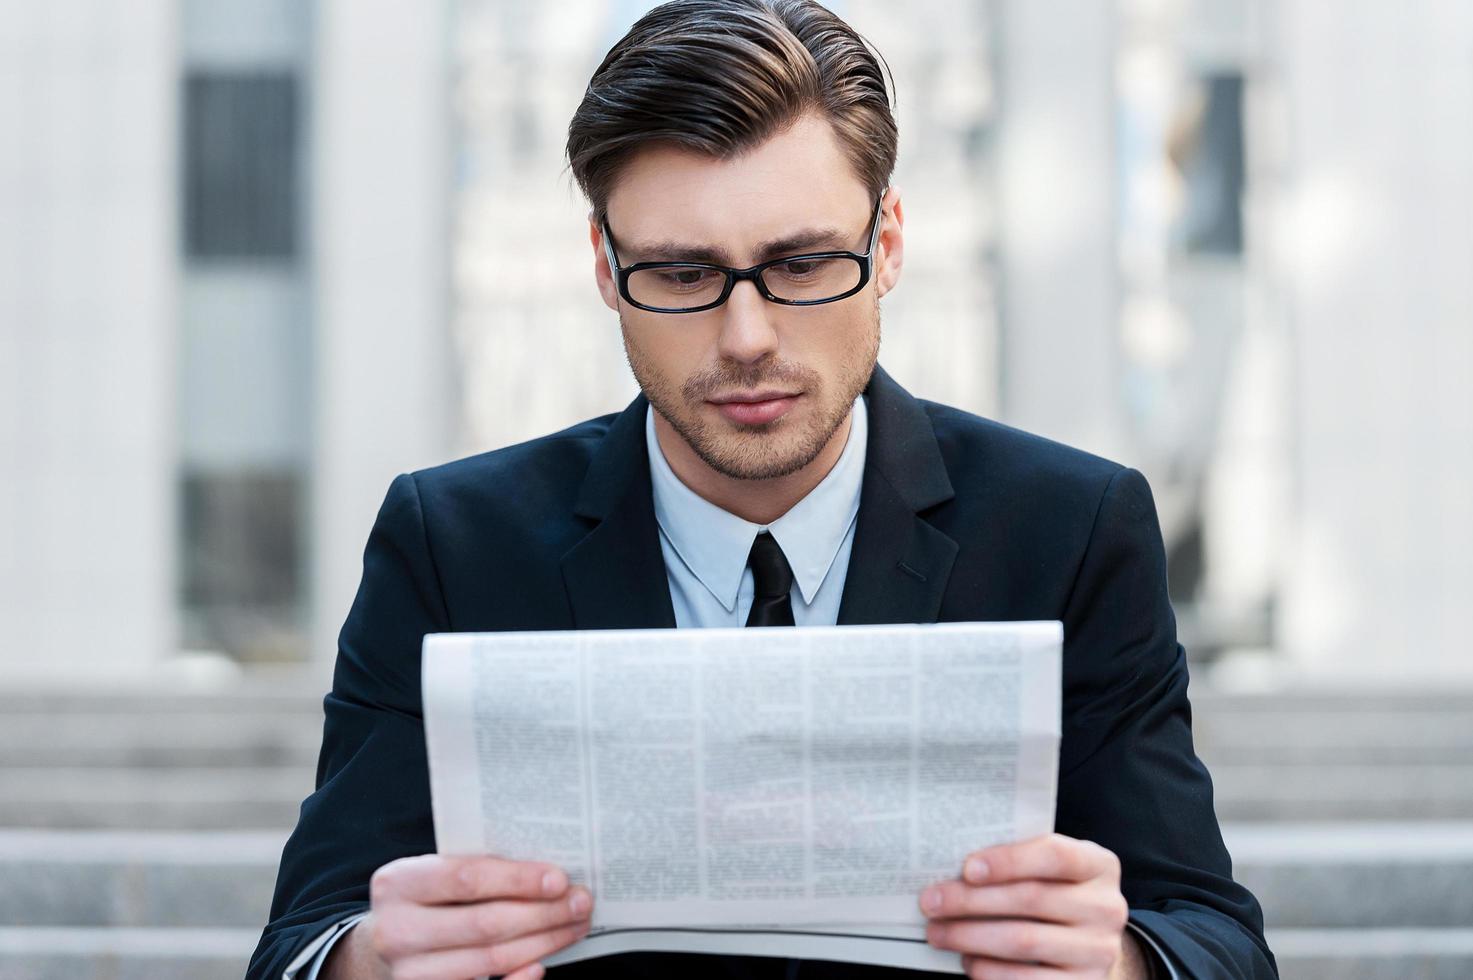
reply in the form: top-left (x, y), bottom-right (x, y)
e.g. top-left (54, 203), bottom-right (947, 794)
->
top-left (422, 621), bottom-right (1062, 974)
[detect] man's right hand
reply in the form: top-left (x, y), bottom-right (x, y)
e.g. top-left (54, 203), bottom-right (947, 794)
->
top-left (323, 854), bottom-right (593, 980)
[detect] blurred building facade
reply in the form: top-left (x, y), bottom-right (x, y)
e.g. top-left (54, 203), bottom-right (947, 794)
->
top-left (2, 0), bottom-right (1471, 683)
top-left (1, 0), bottom-right (456, 676)
top-left (4, 3), bottom-right (1473, 977)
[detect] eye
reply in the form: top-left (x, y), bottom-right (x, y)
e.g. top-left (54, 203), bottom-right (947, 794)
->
top-left (773, 258), bottom-right (826, 279)
top-left (657, 268), bottom-right (715, 287)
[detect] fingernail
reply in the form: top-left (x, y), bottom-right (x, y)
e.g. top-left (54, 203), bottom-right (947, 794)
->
top-left (541, 869), bottom-right (565, 896)
top-left (921, 886), bottom-right (942, 914)
top-left (570, 889), bottom-right (591, 916)
top-left (964, 857), bottom-right (989, 883)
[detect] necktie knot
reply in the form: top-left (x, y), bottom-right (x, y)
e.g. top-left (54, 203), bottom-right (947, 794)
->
top-left (746, 531), bottom-right (795, 626)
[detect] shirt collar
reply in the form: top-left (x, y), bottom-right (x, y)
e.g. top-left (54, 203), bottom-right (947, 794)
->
top-left (646, 395), bottom-right (868, 612)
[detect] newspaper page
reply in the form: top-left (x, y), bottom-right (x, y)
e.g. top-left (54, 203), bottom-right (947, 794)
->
top-left (422, 621), bottom-right (1062, 974)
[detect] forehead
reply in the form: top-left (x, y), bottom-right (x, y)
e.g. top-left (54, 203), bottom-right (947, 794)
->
top-left (604, 112), bottom-right (873, 257)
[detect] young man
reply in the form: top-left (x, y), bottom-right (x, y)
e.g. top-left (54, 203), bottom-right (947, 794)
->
top-left (249, 2), bottom-right (1276, 978)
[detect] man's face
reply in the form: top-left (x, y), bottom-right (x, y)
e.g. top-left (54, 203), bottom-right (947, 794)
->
top-left (591, 112), bottom-right (904, 481)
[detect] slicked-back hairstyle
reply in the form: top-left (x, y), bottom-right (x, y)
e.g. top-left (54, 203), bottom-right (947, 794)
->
top-left (566, 0), bottom-right (897, 224)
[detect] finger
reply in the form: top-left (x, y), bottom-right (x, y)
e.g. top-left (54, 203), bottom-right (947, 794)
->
top-left (961, 834), bottom-right (1118, 886)
top-left (390, 919), bottom-right (590, 980)
top-left (369, 887), bottom-right (592, 960)
top-left (920, 879), bottom-right (1113, 927)
top-left (959, 953), bottom-right (1068, 979)
top-left (926, 918), bottom-right (1120, 970)
top-left (504, 963), bottom-right (546, 980)
top-left (372, 854), bottom-right (570, 906)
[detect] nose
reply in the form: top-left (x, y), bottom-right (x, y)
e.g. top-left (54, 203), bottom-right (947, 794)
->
top-left (715, 278), bottom-right (780, 365)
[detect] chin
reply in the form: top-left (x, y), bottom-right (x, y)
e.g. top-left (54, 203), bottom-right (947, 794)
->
top-left (703, 448), bottom-right (816, 482)
top-left (693, 419), bottom-right (837, 482)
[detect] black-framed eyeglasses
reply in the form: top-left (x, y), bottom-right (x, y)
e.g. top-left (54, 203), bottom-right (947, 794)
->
top-left (601, 193), bottom-right (887, 314)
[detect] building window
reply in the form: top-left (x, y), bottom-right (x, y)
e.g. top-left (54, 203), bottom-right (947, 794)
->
top-left (179, 470), bottom-right (304, 661)
top-left (182, 71), bottom-right (299, 259)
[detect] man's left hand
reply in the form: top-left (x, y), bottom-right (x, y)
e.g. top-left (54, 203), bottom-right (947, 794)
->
top-left (919, 832), bottom-right (1145, 979)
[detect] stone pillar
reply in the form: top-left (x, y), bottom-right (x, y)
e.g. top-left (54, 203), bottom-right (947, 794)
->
top-left (0, 1), bottom-right (178, 677)
top-left (1275, 0), bottom-right (1473, 680)
top-left (992, 0), bottom-right (1124, 458)
top-left (310, 0), bottom-right (456, 662)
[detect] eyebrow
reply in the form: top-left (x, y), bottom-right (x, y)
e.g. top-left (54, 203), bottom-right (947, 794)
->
top-left (619, 226), bottom-right (853, 265)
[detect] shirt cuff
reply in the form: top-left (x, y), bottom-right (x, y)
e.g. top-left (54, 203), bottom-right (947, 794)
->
top-left (282, 911), bottom-right (371, 980)
top-left (1125, 917), bottom-right (1180, 980)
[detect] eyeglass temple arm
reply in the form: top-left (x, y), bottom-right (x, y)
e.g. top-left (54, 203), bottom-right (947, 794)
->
top-left (601, 220), bottom-right (621, 274)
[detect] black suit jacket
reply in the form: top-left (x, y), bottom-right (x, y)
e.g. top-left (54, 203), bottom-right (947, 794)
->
top-left (249, 366), bottom-right (1276, 979)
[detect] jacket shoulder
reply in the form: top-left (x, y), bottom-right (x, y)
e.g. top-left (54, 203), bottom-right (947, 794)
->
top-left (916, 399), bottom-right (1148, 622)
top-left (919, 399), bottom-right (1126, 492)
top-left (406, 412), bottom-right (618, 518)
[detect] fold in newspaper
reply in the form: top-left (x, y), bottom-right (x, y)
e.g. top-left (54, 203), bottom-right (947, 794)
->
top-left (423, 621), bottom-right (1062, 975)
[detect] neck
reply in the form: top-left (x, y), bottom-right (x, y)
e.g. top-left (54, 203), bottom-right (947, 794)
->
top-left (653, 408), bottom-right (854, 526)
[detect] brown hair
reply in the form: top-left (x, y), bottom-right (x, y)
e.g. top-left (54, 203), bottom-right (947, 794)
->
top-left (566, 0), bottom-right (897, 223)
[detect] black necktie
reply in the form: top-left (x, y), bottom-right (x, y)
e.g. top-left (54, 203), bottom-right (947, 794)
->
top-left (745, 531), bottom-right (796, 627)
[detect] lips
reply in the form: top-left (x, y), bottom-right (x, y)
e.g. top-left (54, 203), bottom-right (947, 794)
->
top-left (709, 390), bottom-right (799, 405)
top-left (708, 390), bottom-right (801, 426)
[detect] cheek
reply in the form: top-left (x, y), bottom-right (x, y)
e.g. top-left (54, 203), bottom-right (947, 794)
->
top-left (800, 312), bottom-right (874, 369)
top-left (626, 321), bottom-right (709, 377)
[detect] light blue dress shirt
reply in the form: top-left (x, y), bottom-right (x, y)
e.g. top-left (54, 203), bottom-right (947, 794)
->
top-left (648, 395), bottom-right (867, 627)
top-left (285, 391), bottom-right (1175, 980)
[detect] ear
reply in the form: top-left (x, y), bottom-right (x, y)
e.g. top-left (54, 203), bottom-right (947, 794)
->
top-left (874, 186), bottom-right (905, 299)
top-left (589, 213), bottom-right (620, 313)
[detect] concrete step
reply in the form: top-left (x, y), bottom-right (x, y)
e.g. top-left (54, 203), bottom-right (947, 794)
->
top-left (1224, 822), bottom-right (1473, 929)
top-left (2, 683), bottom-right (1471, 829)
top-left (0, 926), bottom-right (255, 980)
top-left (1265, 928), bottom-right (1473, 980)
top-left (4, 763), bottom-right (1473, 830)
top-left (0, 680), bottom-right (326, 774)
top-left (6, 705), bottom-right (1471, 768)
top-left (1210, 763), bottom-right (1473, 821)
top-left (0, 712), bottom-right (323, 768)
top-left (0, 830), bottom-right (285, 930)
top-left (1194, 716), bottom-right (1473, 765)
top-left (0, 679), bottom-right (323, 715)
top-left (0, 767), bottom-right (310, 830)
top-left (1190, 690), bottom-right (1473, 711)
top-left (3, 823), bottom-right (1470, 932)
top-left (10, 712), bottom-right (1471, 769)
top-left (15, 758), bottom-right (1468, 831)
top-left (1191, 692), bottom-right (1473, 766)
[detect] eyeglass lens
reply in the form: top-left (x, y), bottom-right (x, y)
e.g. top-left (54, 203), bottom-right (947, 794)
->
top-left (626, 256), bottom-right (863, 310)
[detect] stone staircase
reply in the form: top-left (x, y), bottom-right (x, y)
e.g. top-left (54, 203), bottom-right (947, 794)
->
top-left (0, 676), bottom-right (320, 979)
top-left (1192, 690), bottom-right (1473, 822)
top-left (1, 677), bottom-right (1470, 979)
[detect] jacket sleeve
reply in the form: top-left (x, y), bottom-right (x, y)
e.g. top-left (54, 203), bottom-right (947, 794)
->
top-left (247, 472), bottom-right (450, 979)
top-left (1055, 466), bottom-right (1278, 979)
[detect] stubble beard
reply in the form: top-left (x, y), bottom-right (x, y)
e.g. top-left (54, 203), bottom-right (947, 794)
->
top-left (622, 299), bottom-right (882, 481)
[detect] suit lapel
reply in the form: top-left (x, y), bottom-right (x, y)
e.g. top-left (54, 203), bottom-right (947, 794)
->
top-left (836, 367), bottom-right (959, 625)
top-left (560, 393), bottom-right (678, 630)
